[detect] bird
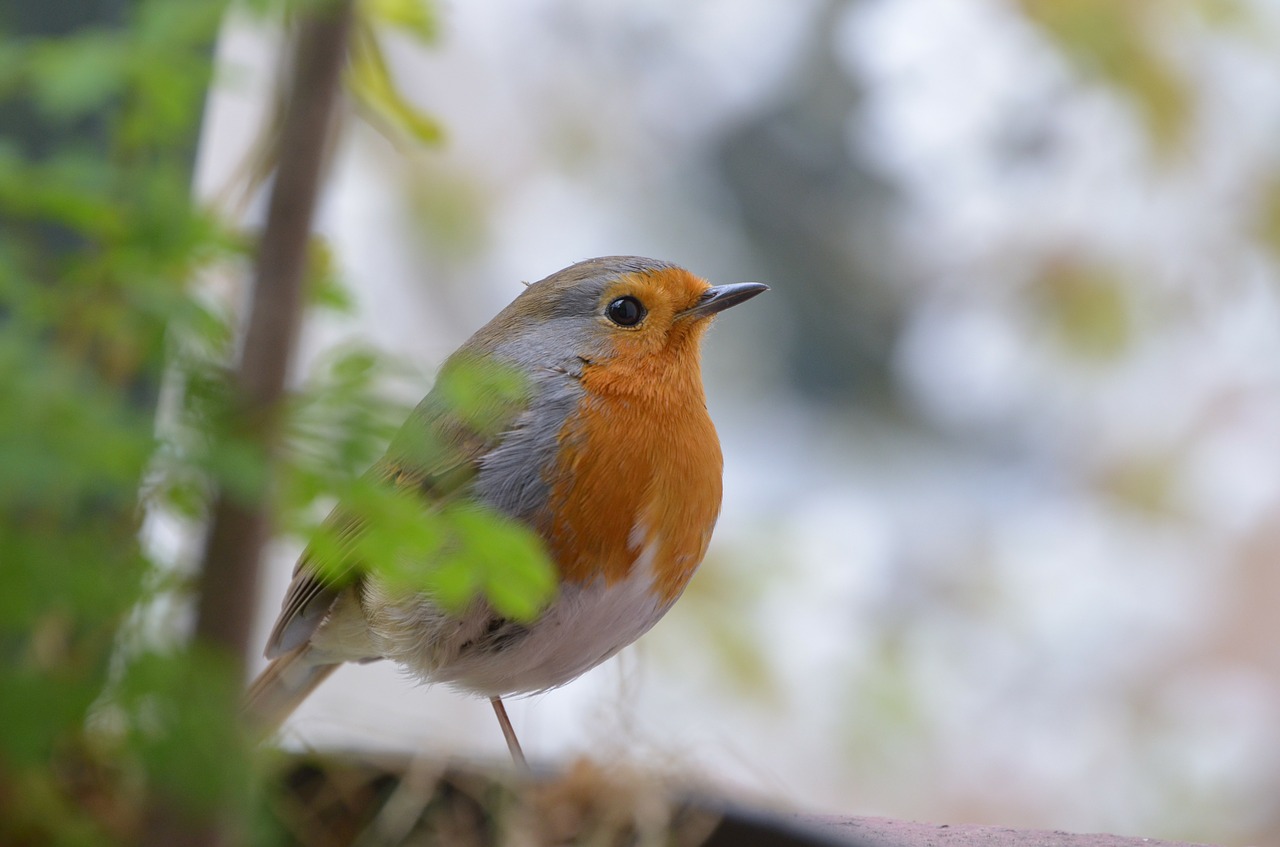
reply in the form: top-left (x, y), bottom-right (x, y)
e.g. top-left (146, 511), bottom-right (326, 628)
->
top-left (245, 256), bottom-right (767, 763)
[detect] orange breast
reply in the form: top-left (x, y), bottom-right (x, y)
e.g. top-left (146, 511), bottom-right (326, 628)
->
top-left (544, 347), bottom-right (723, 604)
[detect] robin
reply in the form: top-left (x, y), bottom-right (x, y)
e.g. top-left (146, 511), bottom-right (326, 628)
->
top-left (246, 256), bottom-right (767, 763)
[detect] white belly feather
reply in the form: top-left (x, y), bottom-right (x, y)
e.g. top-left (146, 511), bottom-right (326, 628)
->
top-left (359, 535), bottom-right (674, 697)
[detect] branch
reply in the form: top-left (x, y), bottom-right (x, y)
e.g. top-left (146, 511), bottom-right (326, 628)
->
top-left (194, 0), bottom-right (354, 681)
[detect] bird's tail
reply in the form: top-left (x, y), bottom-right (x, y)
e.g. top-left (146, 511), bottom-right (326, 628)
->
top-left (243, 645), bottom-right (340, 735)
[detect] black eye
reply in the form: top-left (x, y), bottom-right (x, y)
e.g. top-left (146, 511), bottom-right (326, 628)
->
top-left (605, 295), bottom-right (645, 327)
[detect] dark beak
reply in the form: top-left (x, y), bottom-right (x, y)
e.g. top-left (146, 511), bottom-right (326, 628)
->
top-left (680, 282), bottom-right (769, 320)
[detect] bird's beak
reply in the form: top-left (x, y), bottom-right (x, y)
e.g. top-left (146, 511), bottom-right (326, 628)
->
top-left (679, 282), bottom-right (769, 320)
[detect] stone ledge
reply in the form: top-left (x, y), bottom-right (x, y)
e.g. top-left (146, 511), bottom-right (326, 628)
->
top-left (263, 750), bottom-right (1224, 847)
top-left (796, 815), bottom-right (1218, 847)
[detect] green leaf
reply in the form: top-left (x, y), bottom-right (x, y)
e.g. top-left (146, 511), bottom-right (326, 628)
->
top-left (432, 355), bottom-right (530, 433)
top-left (1016, 0), bottom-right (1192, 153)
top-left (27, 33), bottom-right (130, 119)
top-left (113, 649), bottom-right (255, 818)
top-left (1036, 260), bottom-right (1131, 360)
top-left (420, 547), bottom-right (483, 611)
top-left (307, 235), bottom-right (355, 312)
top-left (0, 671), bottom-right (97, 766)
top-left (348, 24), bottom-right (445, 146)
top-left (449, 506), bottom-right (557, 621)
top-left (1258, 177), bottom-right (1280, 260)
top-left (364, 0), bottom-right (441, 42)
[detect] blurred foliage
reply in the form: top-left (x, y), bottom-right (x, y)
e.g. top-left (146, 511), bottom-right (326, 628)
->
top-left (403, 164), bottom-right (491, 258)
top-left (1034, 259), bottom-right (1132, 360)
top-left (213, 0), bottom-right (445, 220)
top-left (349, 13), bottom-right (445, 147)
top-left (1259, 177), bottom-right (1280, 260)
top-left (281, 354), bottom-right (555, 622)
top-left (1099, 453), bottom-right (1182, 518)
top-left (0, 0), bottom-right (240, 840)
top-left (1017, 0), bottom-right (1194, 152)
top-left (0, 0), bottom-right (552, 843)
top-left (670, 548), bottom-right (780, 702)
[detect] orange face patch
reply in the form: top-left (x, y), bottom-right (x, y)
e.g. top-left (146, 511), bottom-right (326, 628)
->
top-left (543, 267), bottom-right (724, 603)
top-left (594, 268), bottom-right (714, 364)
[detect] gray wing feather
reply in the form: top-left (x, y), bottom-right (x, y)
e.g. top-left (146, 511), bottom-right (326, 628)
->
top-left (260, 357), bottom-right (581, 661)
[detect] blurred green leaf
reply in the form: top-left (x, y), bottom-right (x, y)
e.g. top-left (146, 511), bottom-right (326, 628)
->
top-left (0, 149), bottom-right (119, 234)
top-left (348, 22), bottom-right (445, 146)
top-left (0, 0), bottom-right (533, 840)
top-left (450, 505), bottom-right (558, 621)
top-left (839, 635), bottom-right (932, 771)
top-left (0, 672), bottom-right (99, 766)
top-left (306, 235), bottom-right (355, 312)
top-left (0, 1), bottom-right (257, 840)
top-left (26, 33), bottom-right (131, 119)
top-left (667, 548), bottom-right (778, 699)
top-left (406, 165), bottom-right (489, 258)
top-left (1100, 453), bottom-right (1183, 517)
top-left (368, 501), bottom-right (557, 621)
top-left (431, 354), bottom-right (530, 434)
top-left (1258, 177), bottom-right (1280, 261)
top-left (297, 475), bottom-right (556, 621)
top-left (1017, 0), bottom-right (1192, 152)
top-left (113, 649), bottom-right (255, 817)
top-left (364, 0), bottom-right (440, 42)
top-left (274, 350), bottom-right (554, 619)
top-left (1191, 0), bottom-right (1251, 28)
top-left (1036, 260), bottom-right (1131, 360)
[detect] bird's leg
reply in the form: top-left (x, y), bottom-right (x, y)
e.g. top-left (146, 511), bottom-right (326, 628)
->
top-left (490, 696), bottom-right (527, 768)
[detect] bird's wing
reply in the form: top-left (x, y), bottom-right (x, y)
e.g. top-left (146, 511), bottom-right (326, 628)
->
top-left (262, 356), bottom-right (532, 660)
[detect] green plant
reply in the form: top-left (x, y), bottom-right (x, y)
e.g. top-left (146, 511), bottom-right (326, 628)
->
top-left (0, 1), bottom-right (551, 842)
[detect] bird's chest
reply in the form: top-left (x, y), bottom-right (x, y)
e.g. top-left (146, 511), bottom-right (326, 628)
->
top-left (417, 540), bottom-right (679, 696)
top-left (543, 383), bottom-right (724, 604)
top-left (365, 536), bottom-right (676, 696)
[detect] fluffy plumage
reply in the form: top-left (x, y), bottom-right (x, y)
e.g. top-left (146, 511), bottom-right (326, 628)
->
top-left (245, 256), bottom-right (766, 742)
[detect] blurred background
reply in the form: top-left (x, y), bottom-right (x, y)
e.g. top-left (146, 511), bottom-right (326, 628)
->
top-left (195, 1), bottom-right (1280, 844)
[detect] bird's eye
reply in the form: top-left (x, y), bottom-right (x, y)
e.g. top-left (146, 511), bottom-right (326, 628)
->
top-left (605, 296), bottom-right (646, 327)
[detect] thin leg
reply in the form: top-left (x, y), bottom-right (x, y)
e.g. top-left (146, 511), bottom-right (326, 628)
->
top-left (490, 696), bottom-right (527, 768)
